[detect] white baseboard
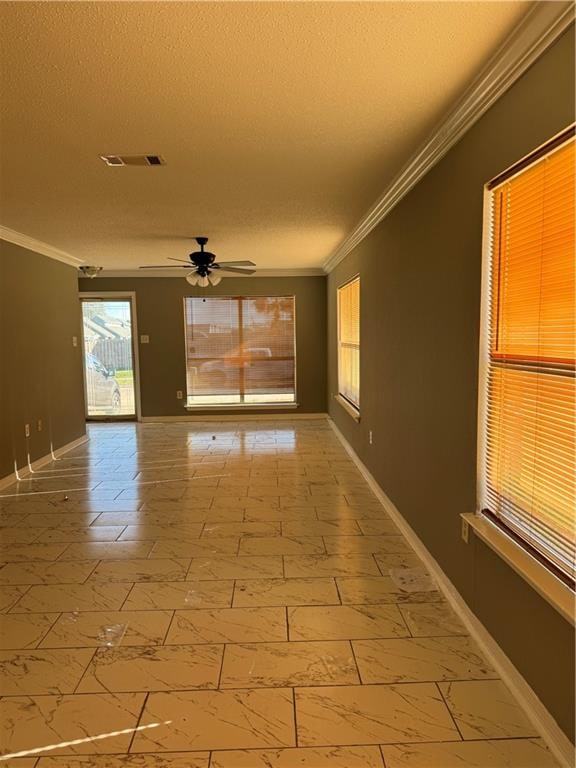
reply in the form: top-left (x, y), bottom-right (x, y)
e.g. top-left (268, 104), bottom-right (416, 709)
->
top-left (0, 434), bottom-right (88, 491)
top-left (140, 413), bottom-right (328, 423)
top-left (329, 418), bottom-right (574, 768)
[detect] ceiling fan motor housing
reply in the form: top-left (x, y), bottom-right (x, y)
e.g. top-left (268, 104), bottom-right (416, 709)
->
top-left (190, 251), bottom-right (216, 275)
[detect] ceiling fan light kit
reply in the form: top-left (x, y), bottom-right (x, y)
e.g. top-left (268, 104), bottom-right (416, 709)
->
top-left (139, 236), bottom-right (256, 287)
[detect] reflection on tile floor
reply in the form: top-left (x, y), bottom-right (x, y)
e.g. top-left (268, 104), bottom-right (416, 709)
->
top-left (0, 419), bottom-right (559, 765)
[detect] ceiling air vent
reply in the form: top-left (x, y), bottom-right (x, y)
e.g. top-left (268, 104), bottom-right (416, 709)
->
top-left (100, 155), bottom-right (165, 167)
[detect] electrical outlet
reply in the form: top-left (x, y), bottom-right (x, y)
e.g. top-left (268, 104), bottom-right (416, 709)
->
top-left (176, 390), bottom-right (183, 400)
top-left (369, 430), bottom-right (373, 445)
top-left (461, 518), bottom-right (470, 544)
top-left (72, 336), bottom-right (78, 347)
top-left (37, 419), bottom-right (43, 432)
top-left (24, 424), bottom-right (30, 438)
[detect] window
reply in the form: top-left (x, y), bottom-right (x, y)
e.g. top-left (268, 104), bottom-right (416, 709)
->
top-left (478, 129), bottom-right (575, 587)
top-left (338, 276), bottom-right (360, 411)
top-left (184, 296), bottom-right (296, 406)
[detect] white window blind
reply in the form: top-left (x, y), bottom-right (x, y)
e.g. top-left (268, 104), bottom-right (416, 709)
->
top-left (184, 296), bottom-right (296, 406)
top-left (338, 277), bottom-right (360, 410)
top-left (479, 129), bottom-right (575, 587)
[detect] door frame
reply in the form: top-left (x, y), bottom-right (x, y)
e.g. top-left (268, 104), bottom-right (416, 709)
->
top-left (79, 291), bottom-right (142, 422)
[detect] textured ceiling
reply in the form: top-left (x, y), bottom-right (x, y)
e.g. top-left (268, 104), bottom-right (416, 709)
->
top-left (0, 1), bottom-right (531, 271)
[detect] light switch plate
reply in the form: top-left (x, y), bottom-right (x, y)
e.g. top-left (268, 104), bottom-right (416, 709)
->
top-left (140, 335), bottom-right (150, 344)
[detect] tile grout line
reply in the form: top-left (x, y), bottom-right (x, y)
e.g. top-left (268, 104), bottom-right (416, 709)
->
top-left (0, 681), bottom-right (536, 699)
top-left (71, 645), bottom-right (98, 694)
top-left (291, 686), bottom-right (299, 749)
top-left (347, 636), bottom-right (365, 685)
top-left (160, 609), bottom-right (176, 646)
top-left (80, 560), bottom-right (102, 584)
top-left (118, 582), bottom-right (137, 611)
top-left (33, 610), bottom-right (64, 649)
top-left (215, 638), bottom-right (227, 690)
top-left (379, 744), bottom-right (390, 767)
top-left (372, 551), bottom-right (387, 577)
top-left (395, 604), bottom-right (415, 638)
top-left (127, 691), bottom-right (150, 754)
top-left (3, 583), bottom-right (32, 612)
top-left (434, 681), bottom-right (466, 742)
top-left (333, 576), bottom-right (344, 607)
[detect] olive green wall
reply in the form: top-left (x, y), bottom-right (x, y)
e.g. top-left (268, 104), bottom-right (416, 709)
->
top-left (0, 241), bottom-right (86, 480)
top-left (327, 28), bottom-right (575, 741)
top-left (78, 276), bottom-right (327, 417)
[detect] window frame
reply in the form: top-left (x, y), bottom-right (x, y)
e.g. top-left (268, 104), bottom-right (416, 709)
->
top-left (182, 294), bottom-right (298, 409)
top-left (476, 125), bottom-right (575, 595)
top-left (336, 275), bottom-right (361, 418)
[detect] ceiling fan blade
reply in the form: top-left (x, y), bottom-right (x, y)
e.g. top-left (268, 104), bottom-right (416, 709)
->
top-left (217, 266), bottom-right (256, 275)
top-left (168, 257), bottom-right (192, 263)
top-left (216, 260), bottom-right (256, 267)
top-left (138, 265), bottom-right (190, 269)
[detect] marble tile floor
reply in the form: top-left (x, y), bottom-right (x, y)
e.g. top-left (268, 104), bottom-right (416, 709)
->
top-left (0, 420), bottom-right (559, 767)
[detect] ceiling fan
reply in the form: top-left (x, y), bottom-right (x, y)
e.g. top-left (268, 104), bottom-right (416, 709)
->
top-left (139, 237), bottom-right (256, 286)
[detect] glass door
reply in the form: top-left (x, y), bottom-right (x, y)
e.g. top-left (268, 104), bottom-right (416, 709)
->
top-left (81, 298), bottom-right (137, 419)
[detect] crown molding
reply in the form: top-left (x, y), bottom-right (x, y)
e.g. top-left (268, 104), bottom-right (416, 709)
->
top-left (91, 267), bottom-right (326, 279)
top-left (323, 1), bottom-right (575, 274)
top-left (0, 226), bottom-right (85, 267)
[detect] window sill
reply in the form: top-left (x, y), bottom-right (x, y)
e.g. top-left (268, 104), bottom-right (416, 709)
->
top-left (334, 394), bottom-right (360, 422)
top-left (461, 513), bottom-right (574, 626)
top-left (185, 403), bottom-right (299, 411)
